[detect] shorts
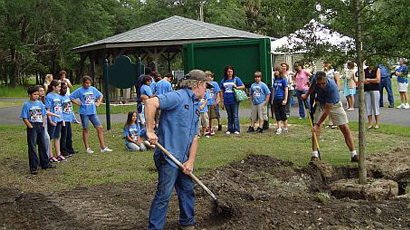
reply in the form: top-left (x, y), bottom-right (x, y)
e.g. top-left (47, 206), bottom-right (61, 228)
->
top-left (314, 101), bottom-right (348, 126)
top-left (47, 121), bottom-right (63, 140)
top-left (199, 112), bottom-right (209, 128)
top-left (208, 104), bottom-right (220, 119)
top-left (398, 82), bottom-right (408, 92)
top-left (251, 103), bottom-right (268, 122)
top-left (80, 114), bottom-right (102, 129)
top-left (273, 99), bottom-right (287, 121)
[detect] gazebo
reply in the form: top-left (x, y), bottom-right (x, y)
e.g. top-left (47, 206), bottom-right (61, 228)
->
top-left (73, 15), bottom-right (272, 83)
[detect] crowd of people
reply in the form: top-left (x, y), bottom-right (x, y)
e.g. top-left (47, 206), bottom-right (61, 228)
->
top-left (20, 59), bottom-right (408, 229)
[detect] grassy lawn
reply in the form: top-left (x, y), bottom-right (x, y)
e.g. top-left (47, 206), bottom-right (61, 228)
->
top-left (0, 118), bottom-right (408, 194)
top-left (0, 85), bottom-right (28, 98)
top-left (0, 100), bottom-right (25, 108)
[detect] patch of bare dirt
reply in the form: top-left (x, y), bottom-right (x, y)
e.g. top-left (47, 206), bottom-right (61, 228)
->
top-left (1, 154), bottom-right (410, 229)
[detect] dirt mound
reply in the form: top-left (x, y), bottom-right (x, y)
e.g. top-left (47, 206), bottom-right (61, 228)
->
top-left (1, 154), bottom-right (410, 229)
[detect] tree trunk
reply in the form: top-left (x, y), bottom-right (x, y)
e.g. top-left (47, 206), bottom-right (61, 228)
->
top-left (355, 0), bottom-right (367, 184)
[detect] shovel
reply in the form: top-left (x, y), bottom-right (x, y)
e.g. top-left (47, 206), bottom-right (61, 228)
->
top-left (155, 142), bottom-right (234, 217)
top-left (303, 100), bottom-right (321, 160)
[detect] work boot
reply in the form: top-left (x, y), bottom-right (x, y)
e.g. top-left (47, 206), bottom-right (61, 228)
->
top-left (179, 225), bottom-right (195, 230)
top-left (351, 155), bottom-right (359, 163)
top-left (246, 126), bottom-right (255, 133)
top-left (310, 156), bottom-right (319, 162)
top-left (255, 127), bottom-right (263, 133)
top-left (217, 124), bottom-right (222, 131)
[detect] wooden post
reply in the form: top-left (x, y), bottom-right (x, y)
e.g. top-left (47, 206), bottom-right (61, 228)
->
top-left (355, 0), bottom-right (367, 184)
top-left (103, 59), bottom-right (111, 131)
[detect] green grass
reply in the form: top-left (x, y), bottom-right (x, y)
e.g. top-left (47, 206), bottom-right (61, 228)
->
top-left (0, 100), bottom-right (25, 108)
top-left (0, 118), bottom-right (408, 194)
top-left (0, 85), bottom-right (28, 98)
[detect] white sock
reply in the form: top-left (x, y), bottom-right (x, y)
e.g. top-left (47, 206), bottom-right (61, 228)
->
top-left (312, 151), bottom-right (319, 158)
top-left (351, 150), bottom-right (357, 157)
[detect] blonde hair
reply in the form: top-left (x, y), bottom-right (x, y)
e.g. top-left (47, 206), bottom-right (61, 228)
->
top-left (44, 74), bottom-right (54, 91)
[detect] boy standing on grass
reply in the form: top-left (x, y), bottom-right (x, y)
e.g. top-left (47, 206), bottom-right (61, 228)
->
top-left (247, 71), bottom-right (271, 133)
top-left (70, 76), bottom-right (112, 154)
top-left (273, 69), bottom-right (289, 134)
top-left (396, 60), bottom-right (409, 109)
top-left (198, 89), bottom-right (210, 137)
top-left (21, 86), bottom-right (55, 174)
top-left (206, 71), bottom-right (222, 135)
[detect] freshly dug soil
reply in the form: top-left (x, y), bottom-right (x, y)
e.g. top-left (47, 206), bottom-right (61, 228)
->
top-left (1, 154), bottom-right (410, 229)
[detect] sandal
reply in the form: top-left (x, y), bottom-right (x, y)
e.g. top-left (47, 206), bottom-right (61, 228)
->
top-left (49, 157), bottom-right (58, 162)
top-left (57, 155), bottom-right (67, 161)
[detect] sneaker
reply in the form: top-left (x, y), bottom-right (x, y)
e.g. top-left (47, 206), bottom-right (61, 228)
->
top-left (405, 103), bottom-right (410, 109)
top-left (283, 127), bottom-right (288, 133)
top-left (101, 147), bottom-right (113, 153)
top-left (30, 169), bottom-right (38, 175)
top-left (86, 148), bottom-right (94, 154)
top-left (397, 104), bottom-right (404, 109)
top-left (205, 134), bottom-right (210, 138)
top-left (246, 126), bottom-right (255, 133)
top-left (347, 108), bottom-right (354, 111)
top-left (57, 155), bottom-right (67, 161)
top-left (218, 124), bottom-right (222, 131)
top-left (209, 129), bottom-right (215, 136)
top-left (298, 117), bottom-right (303, 120)
top-left (276, 128), bottom-right (282, 134)
top-left (255, 127), bottom-right (263, 133)
top-left (234, 131), bottom-right (240, 135)
top-left (310, 156), bottom-right (319, 162)
top-left (351, 155), bottom-right (359, 163)
top-left (226, 131), bottom-right (231, 135)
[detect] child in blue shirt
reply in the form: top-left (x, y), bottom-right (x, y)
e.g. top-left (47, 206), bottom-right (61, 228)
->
top-left (273, 69), bottom-right (289, 134)
top-left (205, 71), bottom-right (222, 135)
top-left (247, 71), bottom-right (271, 133)
top-left (198, 89), bottom-right (210, 137)
top-left (45, 80), bottom-right (66, 161)
top-left (70, 76), bottom-right (112, 154)
top-left (21, 86), bottom-right (54, 174)
top-left (123, 111), bottom-right (147, 151)
top-left (60, 83), bottom-right (77, 157)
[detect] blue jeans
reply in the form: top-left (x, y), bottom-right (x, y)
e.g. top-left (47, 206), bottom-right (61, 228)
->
top-left (379, 77), bottom-right (394, 107)
top-left (27, 123), bottom-right (49, 170)
top-left (148, 154), bottom-right (195, 230)
top-left (296, 90), bottom-right (309, 118)
top-left (225, 102), bottom-right (240, 132)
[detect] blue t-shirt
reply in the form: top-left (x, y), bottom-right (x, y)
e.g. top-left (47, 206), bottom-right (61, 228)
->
top-left (45, 93), bottom-right (63, 122)
top-left (378, 64), bottom-right (389, 78)
top-left (141, 84), bottom-right (153, 97)
top-left (60, 95), bottom-right (73, 122)
top-left (21, 100), bottom-right (47, 123)
top-left (397, 65), bottom-right (409, 83)
top-left (273, 78), bottom-right (288, 100)
top-left (312, 77), bottom-right (340, 104)
top-left (156, 79), bottom-right (173, 96)
top-left (155, 88), bottom-right (200, 168)
top-left (208, 81), bottom-right (221, 106)
top-left (70, 86), bottom-right (102, 115)
top-left (123, 124), bottom-right (140, 144)
top-left (199, 89), bottom-right (210, 113)
top-left (250, 82), bottom-right (271, 105)
top-left (151, 80), bottom-right (157, 95)
top-left (221, 77), bottom-right (244, 105)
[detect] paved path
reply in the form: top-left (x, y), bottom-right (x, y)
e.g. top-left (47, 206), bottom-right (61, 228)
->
top-left (1, 94), bottom-right (410, 126)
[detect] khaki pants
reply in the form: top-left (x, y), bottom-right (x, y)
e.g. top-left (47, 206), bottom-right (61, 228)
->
top-left (251, 103), bottom-right (268, 123)
top-left (314, 101), bottom-right (348, 126)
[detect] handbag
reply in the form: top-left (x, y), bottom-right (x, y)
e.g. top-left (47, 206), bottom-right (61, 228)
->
top-left (233, 77), bottom-right (248, 102)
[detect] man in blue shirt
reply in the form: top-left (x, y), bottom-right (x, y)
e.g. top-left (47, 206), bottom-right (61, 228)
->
top-left (378, 64), bottom-right (394, 108)
top-left (302, 71), bottom-right (358, 163)
top-left (156, 73), bottom-right (173, 96)
top-left (145, 69), bottom-right (212, 230)
top-left (247, 71), bottom-right (271, 133)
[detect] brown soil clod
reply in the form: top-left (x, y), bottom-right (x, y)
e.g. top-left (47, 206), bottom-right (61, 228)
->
top-left (212, 200), bottom-right (236, 218)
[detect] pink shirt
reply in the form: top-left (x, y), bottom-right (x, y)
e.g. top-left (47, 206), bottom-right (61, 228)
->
top-left (295, 69), bottom-right (310, 91)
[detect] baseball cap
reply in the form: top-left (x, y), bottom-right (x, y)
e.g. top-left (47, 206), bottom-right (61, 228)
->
top-left (183, 69), bottom-right (214, 88)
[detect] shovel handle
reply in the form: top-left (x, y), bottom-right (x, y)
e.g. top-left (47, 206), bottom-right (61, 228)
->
top-left (155, 142), bottom-right (218, 202)
top-left (303, 100), bottom-right (322, 160)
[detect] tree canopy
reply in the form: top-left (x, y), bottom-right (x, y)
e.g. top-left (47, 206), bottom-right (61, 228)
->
top-left (0, 0), bottom-right (409, 86)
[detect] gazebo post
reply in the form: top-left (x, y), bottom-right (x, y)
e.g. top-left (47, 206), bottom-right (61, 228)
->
top-left (103, 59), bottom-right (111, 130)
